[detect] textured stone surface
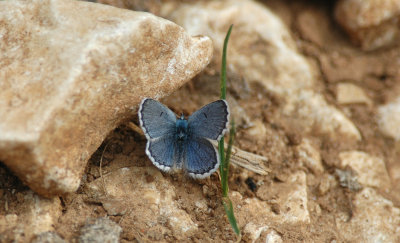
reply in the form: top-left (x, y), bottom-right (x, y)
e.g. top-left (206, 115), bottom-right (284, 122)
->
top-left (336, 188), bottom-right (400, 242)
top-left (336, 82), bottom-right (372, 105)
top-left (242, 222), bottom-right (269, 243)
top-left (86, 166), bottom-right (198, 239)
top-left (79, 217), bottom-right (122, 243)
top-left (378, 97), bottom-right (400, 141)
top-left (335, 0), bottom-right (400, 50)
top-left (0, 192), bottom-right (61, 242)
top-left (0, 0), bottom-right (212, 196)
top-left (265, 230), bottom-right (283, 243)
top-left (32, 232), bottom-right (67, 243)
top-left (296, 139), bottom-right (324, 175)
top-left (339, 151), bottom-right (391, 189)
top-left (246, 171), bottom-right (310, 224)
top-left (162, 0), bottom-right (361, 141)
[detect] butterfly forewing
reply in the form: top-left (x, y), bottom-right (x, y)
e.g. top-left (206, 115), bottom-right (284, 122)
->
top-left (184, 137), bottom-right (220, 179)
top-left (139, 98), bottom-right (177, 139)
top-left (188, 100), bottom-right (229, 141)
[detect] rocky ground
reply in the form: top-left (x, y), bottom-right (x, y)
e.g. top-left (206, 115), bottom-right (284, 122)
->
top-left (1, 0), bottom-right (400, 242)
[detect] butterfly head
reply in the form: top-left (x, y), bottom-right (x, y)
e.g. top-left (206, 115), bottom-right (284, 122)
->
top-left (176, 116), bottom-right (188, 141)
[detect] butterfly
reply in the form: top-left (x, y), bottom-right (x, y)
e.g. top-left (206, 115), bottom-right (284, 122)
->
top-left (138, 98), bottom-right (230, 178)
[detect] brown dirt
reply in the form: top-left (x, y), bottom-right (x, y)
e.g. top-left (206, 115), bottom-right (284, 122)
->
top-left (1, 0), bottom-right (400, 242)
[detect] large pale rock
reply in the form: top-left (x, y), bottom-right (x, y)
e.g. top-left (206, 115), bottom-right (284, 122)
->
top-left (86, 166), bottom-right (198, 240)
top-left (0, 192), bottom-right (62, 242)
top-left (0, 0), bottom-right (212, 196)
top-left (335, 0), bottom-right (400, 50)
top-left (378, 97), bottom-right (400, 141)
top-left (339, 151), bottom-right (391, 189)
top-left (160, 0), bottom-right (361, 141)
top-left (336, 188), bottom-right (400, 242)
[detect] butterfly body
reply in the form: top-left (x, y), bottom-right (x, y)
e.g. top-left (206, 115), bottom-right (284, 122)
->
top-left (176, 117), bottom-right (188, 141)
top-left (139, 98), bottom-right (229, 178)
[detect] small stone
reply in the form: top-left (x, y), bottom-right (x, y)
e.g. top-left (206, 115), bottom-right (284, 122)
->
top-left (296, 139), bottom-right (324, 175)
top-left (318, 174), bottom-right (336, 195)
top-left (101, 198), bottom-right (128, 216)
top-left (266, 230), bottom-right (283, 243)
top-left (202, 184), bottom-right (216, 198)
top-left (335, 0), bottom-right (400, 50)
top-left (270, 203), bottom-right (280, 215)
top-left (336, 188), bottom-right (400, 242)
top-left (243, 222), bottom-right (269, 243)
top-left (339, 151), bottom-right (391, 189)
top-left (255, 171), bottom-right (310, 224)
top-left (0, 191), bottom-right (61, 242)
top-left (146, 226), bottom-right (165, 241)
top-left (377, 97), bottom-right (400, 141)
top-left (314, 204), bottom-right (322, 216)
top-left (32, 232), bottom-right (67, 243)
top-left (286, 132), bottom-right (302, 146)
top-left (336, 83), bottom-right (372, 105)
top-left (335, 168), bottom-right (362, 192)
top-left (79, 217), bottom-right (122, 243)
top-left (228, 98), bottom-right (253, 129)
top-left (194, 200), bottom-right (208, 212)
top-left (86, 166), bottom-right (198, 239)
top-left (247, 120), bottom-right (268, 142)
top-left (279, 171), bottom-right (310, 223)
top-left (0, 0), bottom-right (212, 197)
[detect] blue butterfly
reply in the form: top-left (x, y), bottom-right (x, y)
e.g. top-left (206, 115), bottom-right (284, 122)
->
top-left (138, 98), bottom-right (229, 178)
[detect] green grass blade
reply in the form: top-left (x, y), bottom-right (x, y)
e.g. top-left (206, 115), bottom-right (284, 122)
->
top-left (217, 24), bottom-right (240, 236)
top-left (219, 24), bottom-right (233, 187)
top-left (220, 24), bottom-right (233, 100)
top-left (222, 196), bottom-right (240, 236)
top-left (221, 119), bottom-right (235, 197)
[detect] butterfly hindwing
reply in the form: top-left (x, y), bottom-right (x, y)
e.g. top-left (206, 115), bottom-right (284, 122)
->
top-left (188, 100), bottom-right (229, 141)
top-left (184, 136), bottom-right (220, 179)
top-left (146, 135), bottom-right (176, 172)
top-left (139, 98), bottom-right (177, 139)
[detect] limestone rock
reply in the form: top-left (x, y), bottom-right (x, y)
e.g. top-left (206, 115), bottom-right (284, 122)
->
top-left (79, 217), bottom-right (122, 243)
top-left (242, 222), bottom-right (269, 243)
top-left (246, 119), bottom-right (267, 143)
top-left (377, 97), bottom-right (400, 140)
top-left (243, 171), bottom-right (310, 224)
top-left (276, 171), bottom-right (310, 223)
top-left (0, 0), bottom-right (212, 196)
top-left (339, 151), bottom-right (391, 189)
top-left (336, 188), bottom-right (400, 242)
top-left (86, 166), bottom-right (198, 240)
top-left (296, 139), bottom-right (324, 175)
top-left (335, 0), bottom-right (400, 50)
top-left (336, 82), bottom-right (372, 105)
top-left (318, 174), bottom-right (337, 196)
top-left (266, 230), bottom-right (283, 243)
top-left (32, 232), bottom-right (67, 243)
top-left (0, 192), bottom-right (62, 242)
top-left (161, 0), bottom-right (361, 141)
